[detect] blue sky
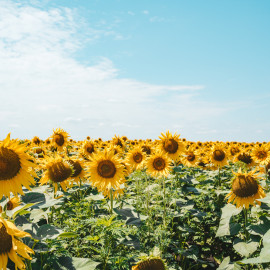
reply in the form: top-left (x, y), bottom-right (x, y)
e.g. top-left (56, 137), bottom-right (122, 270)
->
top-left (0, 0), bottom-right (270, 141)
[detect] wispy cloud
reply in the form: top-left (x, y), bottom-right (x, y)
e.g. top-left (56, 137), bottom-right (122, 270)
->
top-left (0, 0), bottom-right (247, 141)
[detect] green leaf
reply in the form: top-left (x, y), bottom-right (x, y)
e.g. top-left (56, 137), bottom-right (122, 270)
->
top-left (12, 203), bottom-right (36, 219)
top-left (233, 239), bottom-right (259, 258)
top-left (217, 257), bottom-right (241, 270)
top-left (58, 232), bottom-right (78, 238)
top-left (36, 224), bottom-right (63, 240)
top-left (71, 257), bottom-right (100, 270)
top-left (216, 204), bottom-right (242, 237)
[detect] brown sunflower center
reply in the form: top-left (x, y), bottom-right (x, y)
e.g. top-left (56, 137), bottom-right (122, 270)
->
top-left (48, 161), bottom-right (72, 183)
top-left (153, 157), bottom-right (166, 171)
top-left (6, 201), bottom-right (14, 211)
top-left (142, 145), bottom-right (151, 155)
top-left (136, 258), bottom-right (165, 270)
top-left (0, 147), bottom-right (21, 181)
top-left (54, 134), bottom-right (64, 146)
top-left (232, 175), bottom-right (259, 198)
top-left (97, 160), bottom-right (116, 178)
top-left (266, 163), bottom-right (270, 176)
top-left (238, 153), bottom-right (252, 164)
top-left (257, 151), bottom-right (267, 160)
top-left (69, 160), bottom-right (83, 177)
top-left (133, 152), bottom-right (143, 163)
top-left (213, 150), bottom-right (225, 161)
top-left (86, 145), bottom-right (94, 154)
top-left (0, 224), bottom-right (12, 254)
top-left (163, 139), bottom-right (178, 154)
top-left (187, 152), bottom-right (195, 162)
top-left (230, 147), bottom-right (240, 156)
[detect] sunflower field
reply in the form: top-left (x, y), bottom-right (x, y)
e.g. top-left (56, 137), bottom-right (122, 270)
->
top-left (1, 129), bottom-right (270, 270)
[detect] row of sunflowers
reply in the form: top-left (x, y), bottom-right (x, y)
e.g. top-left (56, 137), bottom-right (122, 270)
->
top-left (0, 129), bottom-right (270, 269)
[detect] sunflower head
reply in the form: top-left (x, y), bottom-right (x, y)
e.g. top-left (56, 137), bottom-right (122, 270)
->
top-left (251, 144), bottom-right (270, 165)
top-left (50, 128), bottom-right (70, 151)
top-left (226, 169), bottom-right (265, 208)
top-left (209, 143), bottom-right (228, 167)
top-left (158, 131), bottom-right (184, 161)
top-left (0, 134), bottom-right (36, 200)
top-left (132, 256), bottom-right (166, 270)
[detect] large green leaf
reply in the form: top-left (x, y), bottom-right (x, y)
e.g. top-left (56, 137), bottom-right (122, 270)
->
top-left (216, 204), bottom-right (242, 237)
top-left (217, 257), bottom-right (241, 270)
top-left (233, 239), bottom-right (259, 258)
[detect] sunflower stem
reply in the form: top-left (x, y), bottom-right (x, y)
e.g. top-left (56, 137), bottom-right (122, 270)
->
top-left (110, 188), bottom-right (113, 214)
top-left (162, 176), bottom-right (166, 227)
top-left (218, 166), bottom-right (221, 186)
top-left (243, 208), bottom-right (249, 242)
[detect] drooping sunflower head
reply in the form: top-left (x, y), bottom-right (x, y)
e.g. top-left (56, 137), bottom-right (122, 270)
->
top-left (209, 143), bottom-right (228, 168)
top-left (132, 256), bottom-right (166, 270)
top-left (67, 157), bottom-right (86, 185)
top-left (50, 128), bottom-right (70, 151)
top-left (88, 150), bottom-right (125, 191)
top-left (158, 131), bottom-right (184, 161)
top-left (234, 151), bottom-right (255, 168)
top-left (6, 196), bottom-right (21, 211)
top-left (40, 155), bottom-right (73, 193)
top-left (226, 169), bottom-right (265, 208)
top-left (146, 150), bottom-right (172, 178)
top-left (251, 144), bottom-right (270, 165)
top-left (0, 134), bottom-right (36, 200)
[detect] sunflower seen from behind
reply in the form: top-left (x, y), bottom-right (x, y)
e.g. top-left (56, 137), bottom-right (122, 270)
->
top-left (226, 169), bottom-right (265, 209)
top-left (132, 256), bottom-right (166, 270)
top-left (0, 134), bottom-right (36, 200)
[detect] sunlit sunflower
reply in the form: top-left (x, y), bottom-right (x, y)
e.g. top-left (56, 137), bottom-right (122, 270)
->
top-left (31, 136), bottom-right (42, 145)
top-left (81, 140), bottom-right (96, 157)
top-left (132, 256), bottom-right (166, 270)
top-left (226, 169), bottom-right (265, 208)
top-left (126, 146), bottom-right (146, 171)
top-left (209, 143), bottom-right (228, 168)
top-left (88, 150), bottom-right (125, 191)
top-left (158, 131), bottom-right (184, 161)
top-left (6, 196), bottom-right (21, 210)
top-left (181, 145), bottom-right (199, 167)
top-left (50, 128), bottom-right (70, 151)
top-left (0, 134), bottom-right (36, 200)
top-left (146, 150), bottom-right (172, 178)
top-left (141, 143), bottom-right (153, 156)
top-left (251, 144), bottom-right (270, 165)
top-left (112, 135), bottom-right (124, 148)
top-left (234, 151), bottom-right (255, 168)
top-left (40, 155), bottom-right (73, 193)
top-left (228, 144), bottom-right (241, 159)
top-left (67, 158), bottom-right (87, 186)
top-left (0, 217), bottom-right (34, 270)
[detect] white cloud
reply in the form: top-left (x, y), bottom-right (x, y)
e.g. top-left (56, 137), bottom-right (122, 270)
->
top-left (0, 0), bottom-right (235, 141)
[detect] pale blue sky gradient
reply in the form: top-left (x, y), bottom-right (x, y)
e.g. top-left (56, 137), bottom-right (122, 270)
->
top-left (0, 0), bottom-right (270, 141)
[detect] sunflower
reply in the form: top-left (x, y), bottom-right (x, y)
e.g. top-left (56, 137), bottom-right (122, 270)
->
top-left (146, 150), bottom-right (172, 178)
top-left (251, 144), bottom-right (270, 165)
top-left (158, 131), bottom-right (184, 161)
top-left (40, 155), bottom-right (73, 193)
top-left (181, 145), bottom-right (199, 167)
top-left (32, 136), bottom-right (42, 145)
top-left (125, 146), bottom-right (146, 171)
top-left (132, 256), bottom-right (166, 270)
top-left (0, 134), bottom-right (36, 200)
top-left (81, 140), bottom-right (96, 157)
top-left (88, 150), bottom-right (125, 191)
top-left (6, 196), bottom-right (21, 210)
top-left (226, 169), bottom-right (265, 208)
top-left (0, 217), bottom-right (34, 269)
top-left (50, 128), bottom-right (70, 151)
top-left (67, 158), bottom-right (87, 186)
top-left (209, 143), bottom-right (228, 168)
top-left (234, 151), bottom-right (255, 168)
